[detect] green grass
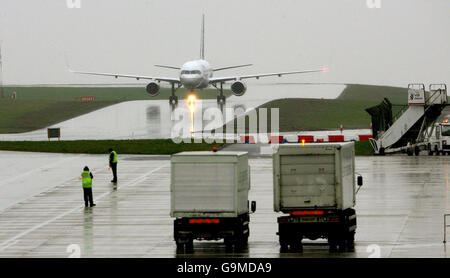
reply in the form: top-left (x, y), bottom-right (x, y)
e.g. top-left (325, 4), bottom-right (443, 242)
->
top-left (0, 86), bottom-right (231, 133)
top-left (0, 139), bottom-right (224, 155)
top-left (0, 99), bottom-right (116, 133)
top-left (219, 84), bottom-right (409, 133)
top-left (354, 140), bottom-right (374, 156)
top-left (337, 84), bottom-right (407, 104)
top-left (1, 86), bottom-right (228, 101)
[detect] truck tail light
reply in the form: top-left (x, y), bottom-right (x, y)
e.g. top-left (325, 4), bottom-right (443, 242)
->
top-left (329, 217), bottom-right (340, 222)
top-left (290, 210), bottom-right (325, 216)
top-left (189, 219), bottom-right (220, 224)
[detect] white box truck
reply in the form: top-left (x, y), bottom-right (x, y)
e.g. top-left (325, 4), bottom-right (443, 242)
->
top-left (427, 122), bottom-right (450, 155)
top-left (171, 151), bottom-right (255, 251)
top-left (273, 142), bottom-right (362, 252)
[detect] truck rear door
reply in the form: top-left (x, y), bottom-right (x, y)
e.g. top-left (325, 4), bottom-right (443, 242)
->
top-left (279, 154), bottom-right (336, 208)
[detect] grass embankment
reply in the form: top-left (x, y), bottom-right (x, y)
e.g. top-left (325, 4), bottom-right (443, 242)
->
top-left (0, 139), bottom-right (373, 156)
top-left (0, 86), bottom-right (230, 133)
top-left (218, 84), bottom-right (408, 132)
top-left (0, 99), bottom-right (116, 133)
top-left (354, 140), bottom-right (374, 156)
top-left (0, 139), bottom-right (224, 155)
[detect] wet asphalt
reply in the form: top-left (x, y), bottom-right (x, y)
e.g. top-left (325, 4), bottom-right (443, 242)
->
top-left (0, 149), bottom-right (449, 258)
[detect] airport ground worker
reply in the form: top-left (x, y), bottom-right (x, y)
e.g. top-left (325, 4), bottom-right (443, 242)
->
top-left (81, 166), bottom-right (96, 207)
top-left (108, 148), bottom-right (118, 183)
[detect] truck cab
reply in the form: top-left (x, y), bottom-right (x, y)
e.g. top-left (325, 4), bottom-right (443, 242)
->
top-left (428, 121), bottom-right (450, 155)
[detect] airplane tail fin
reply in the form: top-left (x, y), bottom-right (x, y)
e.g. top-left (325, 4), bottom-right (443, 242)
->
top-left (200, 14), bottom-right (205, 60)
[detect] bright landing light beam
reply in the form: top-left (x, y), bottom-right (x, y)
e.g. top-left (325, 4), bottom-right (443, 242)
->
top-left (187, 94), bottom-right (197, 134)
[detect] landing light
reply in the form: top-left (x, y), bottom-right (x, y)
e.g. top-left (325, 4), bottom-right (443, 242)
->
top-left (187, 94), bottom-right (197, 111)
top-left (187, 94), bottom-right (196, 134)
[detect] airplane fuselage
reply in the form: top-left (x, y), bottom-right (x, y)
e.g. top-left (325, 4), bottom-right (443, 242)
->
top-left (180, 60), bottom-right (213, 90)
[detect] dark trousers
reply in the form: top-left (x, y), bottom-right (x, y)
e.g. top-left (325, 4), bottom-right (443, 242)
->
top-left (111, 162), bottom-right (118, 182)
top-left (83, 187), bottom-right (94, 207)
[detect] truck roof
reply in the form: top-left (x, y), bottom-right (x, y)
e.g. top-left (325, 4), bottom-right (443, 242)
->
top-left (173, 151), bottom-right (248, 156)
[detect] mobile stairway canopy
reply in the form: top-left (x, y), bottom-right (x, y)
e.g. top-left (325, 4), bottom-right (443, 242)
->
top-left (368, 84), bottom-right (447, 155)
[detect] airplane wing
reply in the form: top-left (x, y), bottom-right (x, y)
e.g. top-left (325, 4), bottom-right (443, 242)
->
top-left (209, 67), bottom-right (327, 84)
top-left (69, 69), bottom-right (180, 83)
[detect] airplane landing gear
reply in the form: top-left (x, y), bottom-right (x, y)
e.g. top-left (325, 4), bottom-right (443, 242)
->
top-left (213, 82), bottom-right (226, 106)
top-left (169, 95), bottom-right (178, 106)
top-left (217, 95), bottom-right (226, 105)
top-left (169, 83), bottom-right (181, 109)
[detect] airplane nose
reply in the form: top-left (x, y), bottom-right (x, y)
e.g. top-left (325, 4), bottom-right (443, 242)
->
top-left (181, 76), bottom-right (202, 89)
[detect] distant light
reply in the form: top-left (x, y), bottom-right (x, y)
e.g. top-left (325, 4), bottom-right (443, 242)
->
top-left (322, 66), bottom-right (329, 73)
top-left (444, 119), bottom-right (449, 123)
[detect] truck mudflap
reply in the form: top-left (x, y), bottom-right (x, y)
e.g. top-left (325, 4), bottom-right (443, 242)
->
top-left (174, 213), bottom-right (250, 252)
top-left (277, 208), bottom-right (357, 253)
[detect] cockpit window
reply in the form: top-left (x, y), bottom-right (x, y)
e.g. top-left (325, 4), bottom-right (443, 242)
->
top-left (181, 70), bottom-right (201, 75)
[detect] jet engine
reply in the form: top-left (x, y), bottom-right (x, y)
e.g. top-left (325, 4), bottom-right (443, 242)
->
top-left (230, 81), bottom-right (247, 96)
top-left (146, 82), bottom-right (160, 97)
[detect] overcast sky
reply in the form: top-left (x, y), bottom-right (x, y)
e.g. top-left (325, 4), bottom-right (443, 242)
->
top-left (0, 0), bottom-right (448, 87)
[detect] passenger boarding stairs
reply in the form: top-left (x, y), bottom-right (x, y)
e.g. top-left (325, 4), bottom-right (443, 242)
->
top-left (370, 84), bottom-right (447, 155)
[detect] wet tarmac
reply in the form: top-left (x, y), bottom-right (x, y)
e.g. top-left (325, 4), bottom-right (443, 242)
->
top-left (0, 149), bottom-right (449, 258)
top-left (0, 84), bottom-right (345, 141)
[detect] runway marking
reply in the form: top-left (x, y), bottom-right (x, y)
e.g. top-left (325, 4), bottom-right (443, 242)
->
top-left (0, 158), bottom-right (110, 214)
top-left (0, 163), bottom-right (168, 251)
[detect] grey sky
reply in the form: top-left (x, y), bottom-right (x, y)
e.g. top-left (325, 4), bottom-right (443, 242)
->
top-left (0, 0), bottom-right (448, 87)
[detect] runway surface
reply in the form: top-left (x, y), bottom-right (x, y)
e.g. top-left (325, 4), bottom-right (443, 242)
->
top-left (0, 84), bottom-right (346, 141)
top-left (0, 149), bottom-right (449, 258)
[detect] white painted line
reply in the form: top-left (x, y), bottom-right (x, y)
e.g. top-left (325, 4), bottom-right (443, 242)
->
top-left (0, 240), bottom-right (17, 252)
top-left (0, 163), bottom-right (168, 250)
top-left (0, 159), bottom-right (108, 214)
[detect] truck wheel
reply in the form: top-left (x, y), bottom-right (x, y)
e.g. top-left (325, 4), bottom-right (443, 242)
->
top-left (379, 148), bottom-right (385, 156)
top-left (224, 237), bottom-right (234, 251)
top-left (329, 241), bottom-right (338, 253)
top-left (185, 239), bottom-right (194, 252)
top-left (407, 148), bottom-right (413, 156)
top-left (291, 240), bottom-right (303, 253)
top-left (176, 239), bottom-right (185, 253)
top-left (435, 146), bottom-right (440, 155)
top-left (346, 231), bottom-right (355, 252)
top-left (242, 234), bottom-right (249, 246)
top-left (337, 237), bottom-right (347, 252)
top-left (235, 235), bottom-right (248, 250)
top-left (328, 236), bottom-right (338, 253)
top-left (279, 241), bottom-right (289, 252)
top-left (414, 146), bottom-right (420, 156)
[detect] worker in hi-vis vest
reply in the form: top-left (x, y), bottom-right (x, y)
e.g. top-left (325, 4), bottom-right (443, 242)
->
top-left (81, 166), bottom-right (96, 207)
top-left (108, 148), bottom-right (118, 183)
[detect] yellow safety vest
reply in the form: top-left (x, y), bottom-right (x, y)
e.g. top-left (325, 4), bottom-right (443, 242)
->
top-left (111, 151), bottom-right (118, 163)
top-left (81, 171), bottom-right (92, 188)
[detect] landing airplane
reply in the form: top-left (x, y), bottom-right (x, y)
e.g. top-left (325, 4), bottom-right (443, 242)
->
top-left (70, 15), bottom-right (327, 106)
